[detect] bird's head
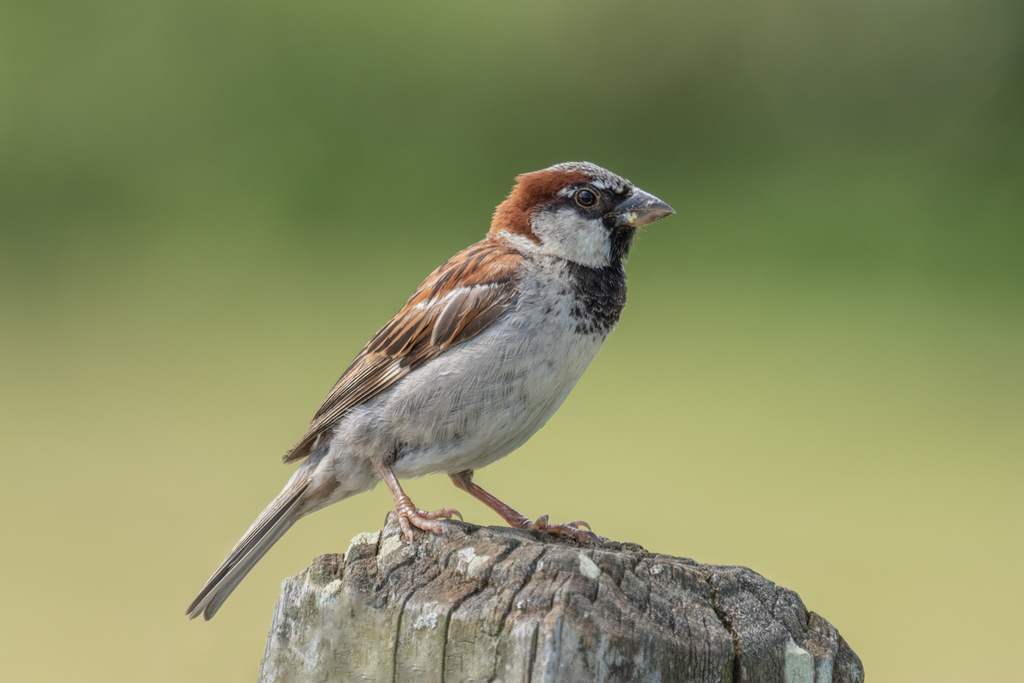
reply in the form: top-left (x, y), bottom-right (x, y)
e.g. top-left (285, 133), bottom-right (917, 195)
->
top-left (489, 161), bottom-right (674, 267)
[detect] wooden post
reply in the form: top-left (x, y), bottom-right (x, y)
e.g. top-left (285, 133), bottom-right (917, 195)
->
top-left (258, 517), bottom-right (862, 683)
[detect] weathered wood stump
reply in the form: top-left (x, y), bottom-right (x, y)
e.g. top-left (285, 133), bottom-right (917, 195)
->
top-left (258, 517), bottom-right (862, 683)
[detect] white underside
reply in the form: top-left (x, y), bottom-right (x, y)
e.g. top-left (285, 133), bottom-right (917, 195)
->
top-left (301, 255), bottom-right (612, 512)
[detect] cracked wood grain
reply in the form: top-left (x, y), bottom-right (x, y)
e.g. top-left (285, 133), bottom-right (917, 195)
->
top-left (257, 518), bottom-right (863, 683)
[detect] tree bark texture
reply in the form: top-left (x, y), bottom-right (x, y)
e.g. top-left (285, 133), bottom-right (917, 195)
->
top-left (257, 517), bottom-right (862, 683)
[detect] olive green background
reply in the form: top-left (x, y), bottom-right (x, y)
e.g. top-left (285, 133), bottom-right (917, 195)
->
top-left (2, 1), bottom-right (1022, 681)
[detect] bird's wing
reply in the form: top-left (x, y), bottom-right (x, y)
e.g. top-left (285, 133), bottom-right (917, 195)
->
top-left (283, 239), bottom-right (523, 463)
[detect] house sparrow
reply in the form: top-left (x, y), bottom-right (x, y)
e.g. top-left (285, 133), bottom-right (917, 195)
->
top-left (186, 161), bottom-right (674, 620)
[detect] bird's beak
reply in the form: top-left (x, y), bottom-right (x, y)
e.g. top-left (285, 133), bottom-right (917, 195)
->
top-left (608, 188), bottom-right (675, 228)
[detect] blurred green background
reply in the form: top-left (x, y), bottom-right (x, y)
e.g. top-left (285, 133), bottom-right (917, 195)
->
top-left (2, 1), bottom-right (1022, 681)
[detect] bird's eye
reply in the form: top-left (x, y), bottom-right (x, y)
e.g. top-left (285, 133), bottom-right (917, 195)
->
top-left (574, 188), bottom-right (598, 208)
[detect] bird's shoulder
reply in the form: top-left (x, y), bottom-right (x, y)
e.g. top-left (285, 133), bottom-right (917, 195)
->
top-left (368, 238), bottom-right (524, 359)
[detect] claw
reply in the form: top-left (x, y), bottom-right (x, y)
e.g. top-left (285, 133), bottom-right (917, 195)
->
top-left (394, 498), bottom-right (460, 544)
top-left (421, 507), bottom-right (462, 522)
top-left (528, 514), bottom-right (597, 542)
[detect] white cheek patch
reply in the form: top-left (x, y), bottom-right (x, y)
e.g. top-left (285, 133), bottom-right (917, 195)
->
top-left (529, 206), bottom-right (611, 268)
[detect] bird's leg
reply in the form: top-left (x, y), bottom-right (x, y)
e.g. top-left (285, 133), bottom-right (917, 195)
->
top-left (449, 470), bottom-right (595, 542)
top-left (373, 460), bottom-right (462, 544)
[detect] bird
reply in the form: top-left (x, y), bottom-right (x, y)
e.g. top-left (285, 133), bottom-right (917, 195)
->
top-left (186, 161), bottom-right (674, 620)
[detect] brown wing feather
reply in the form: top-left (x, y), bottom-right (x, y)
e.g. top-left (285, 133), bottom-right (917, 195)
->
top-left (283, 239), bottom-right (522, 463)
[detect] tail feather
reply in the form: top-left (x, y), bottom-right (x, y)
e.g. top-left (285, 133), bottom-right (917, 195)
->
top-left (186, 477), bottom-right (309, 620)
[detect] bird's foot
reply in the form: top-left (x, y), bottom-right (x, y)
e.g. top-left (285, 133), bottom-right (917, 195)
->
top-left (524, 514), bottom-right (597, 543)
top-left (447, 471), bottom-right (597, 543)
top-left (394, 496), bottom-right (462, 544)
